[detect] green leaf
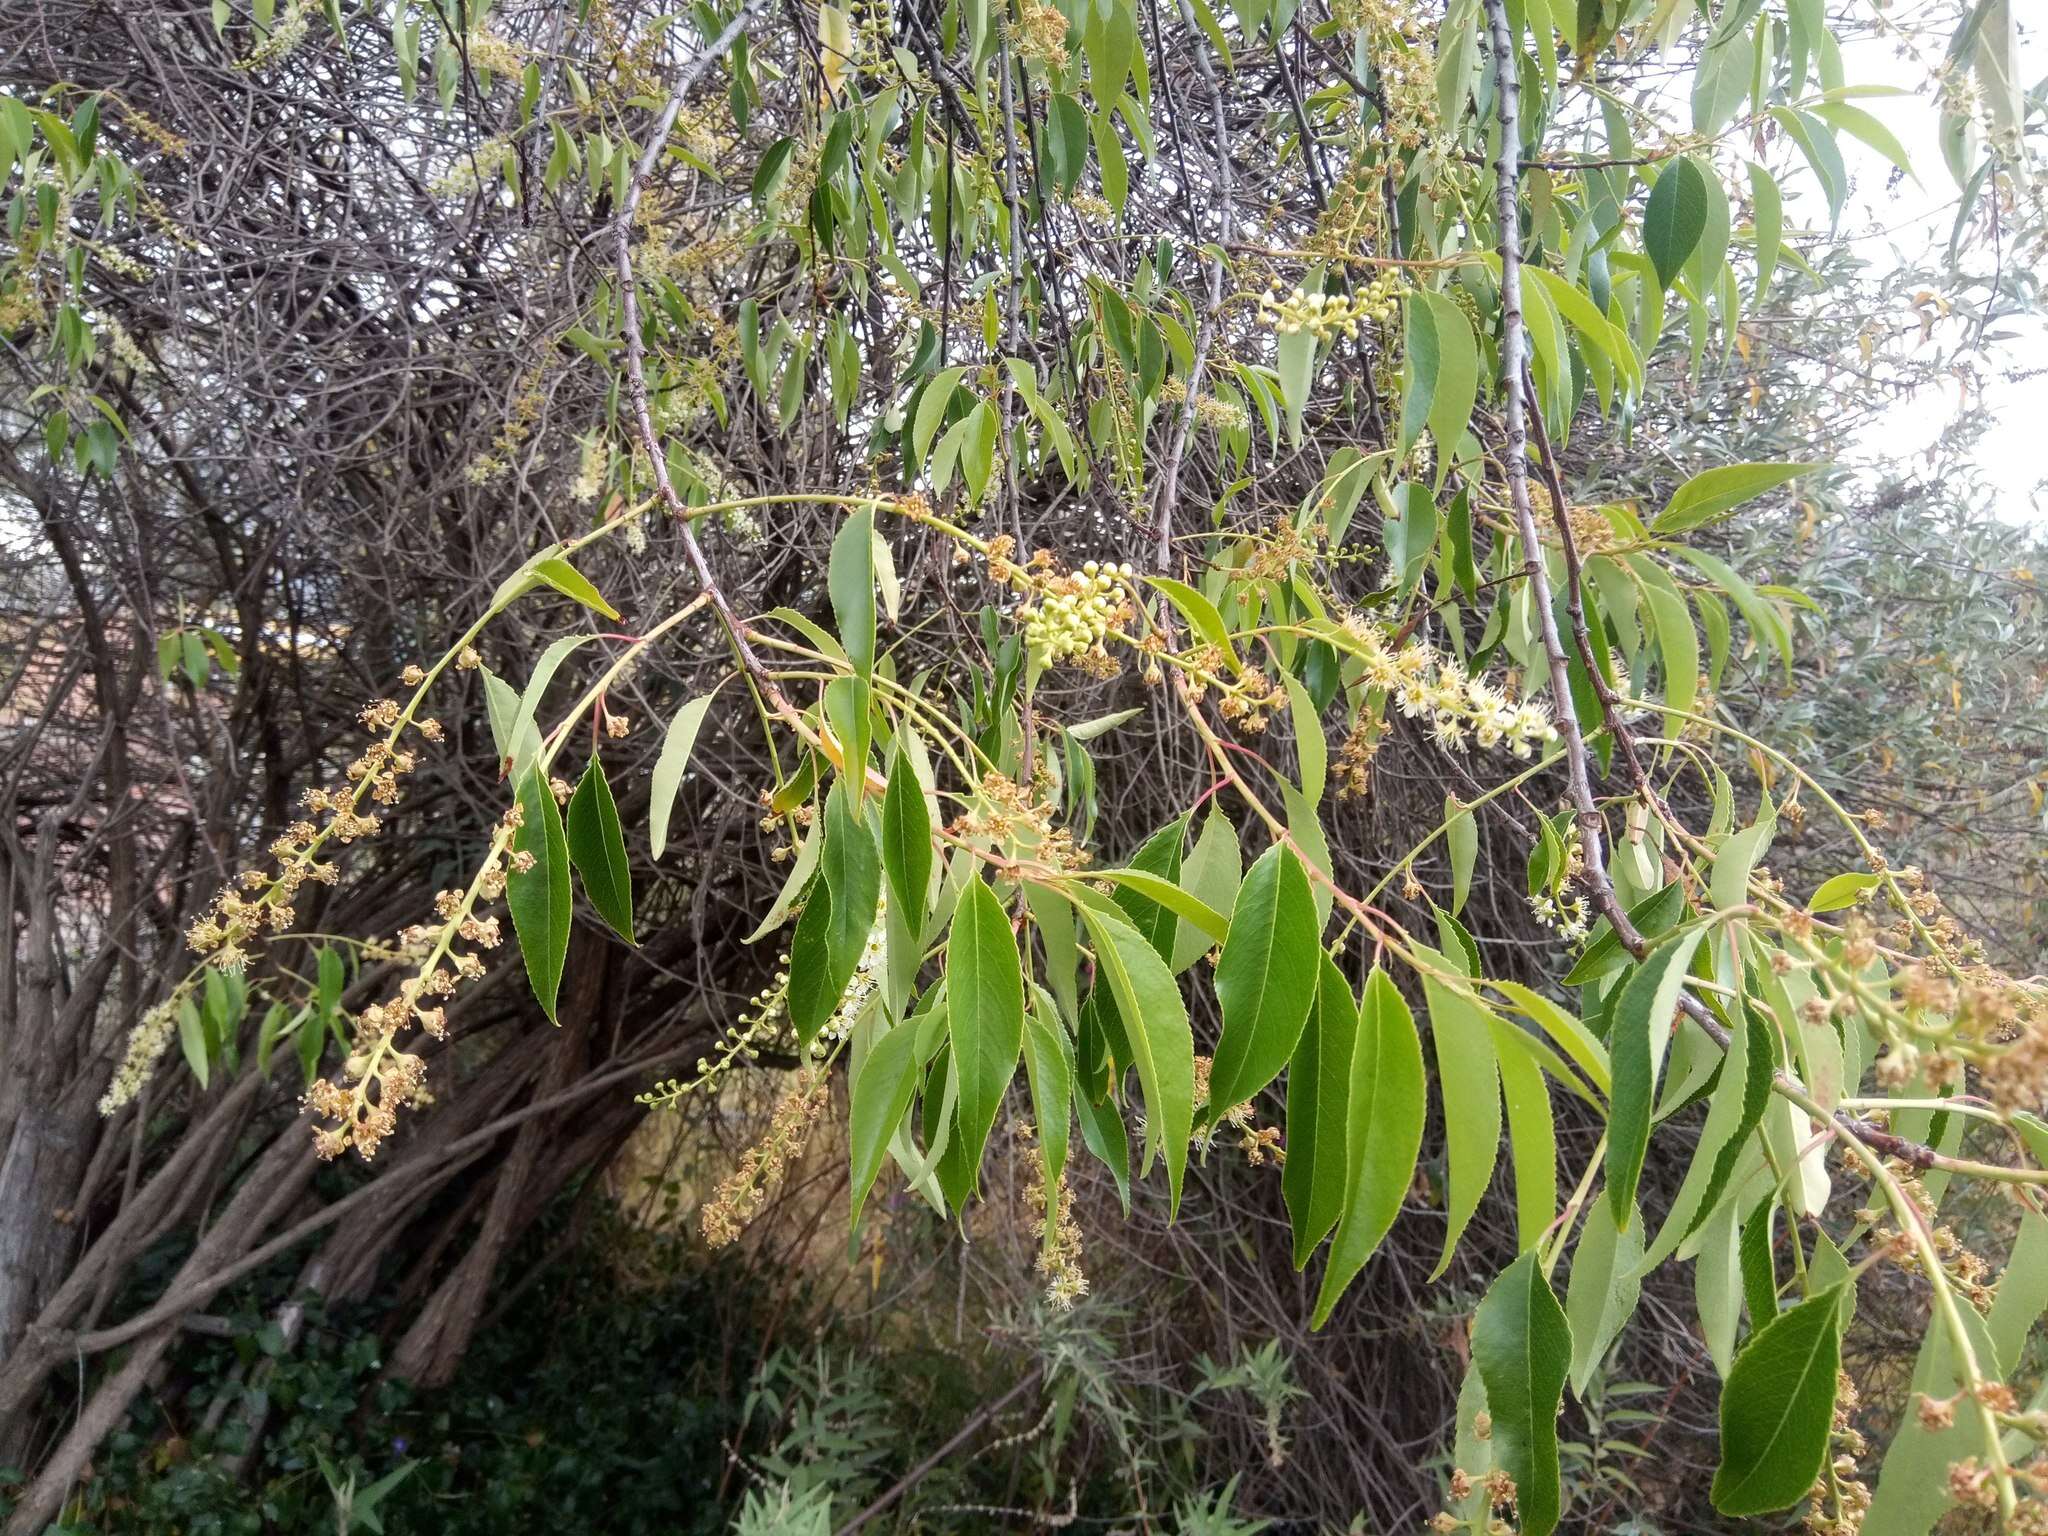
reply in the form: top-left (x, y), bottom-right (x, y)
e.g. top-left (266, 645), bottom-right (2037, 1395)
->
top-left (1284, 950), bottom-right (1358, 1268)
top-left (1400, 290), bottom-right (1481, 485)
top-left (1642, 156), bottom-right (1710, 290)
top-left (788, 781), bottom-right (882, 1045)
top-left (1711, 1287), bottom-right (1845, 1515)
top-left (850, 1020), bottom-right (922, 1229)
top-left (1145, 575), bottom-right (1238, 668)
top-left (1425, 975), bottom-right (1500, 1279)
top-left (1563, 881), bottom-right (1687, 987)
top-left (1312, 966), bottom-right (1425, 1327)
top-left (1566, 1194), bottom-right (1644, 1397)
top-left (530, 556), bottom-right (620, 620)
top-left (1471, 1251), bottom-right (1574, 1536)
top-left (1747, 162), bottom-right (1782, 297)
top-left (1174, 809), bottom-right (1243, 971)
top-left (1492, 1022), bottom-right (1558, 1253)
top-left (1691, 30), bottom-right (1754, 137)
top-left (1446, 797), bottom-right (1477, 917)
top-left (1022, 991), bottom-right (1075, 1245)
top-left (565, 759), bottom-right (634, 943)
top-left (507, 765), bottom-right (572, 1021)
top-left (829, 506), bottom-right (877, 676)
top-left (1606, 925), bottom-right (1710, 1226)
top-left (1654, 463), bottom-right (1822, 534)
top-left (1275, 321), bottom-right (1315, 447)
top-left (1078, 901), bottom-right (1194, 1217)
top-left (1284, 672), bottom-right (1326, 803)
top-left (649, 694), bottom-right (714, 860)
top-left (1110, 817), bottom-right (1189, 961)
top-left (1711, 812), bottom-right (1776, 910)
top-left (1208, 844), bottom-right (1320, 1115)
top-left (1807, 871), bottom-right (1881, 914)
top-left (178, 994), bottom-right (210, 1090)
top-left (947, 874), bottom-right (1024, 1191)
top-left (881, 742), bottom-right (933, 928)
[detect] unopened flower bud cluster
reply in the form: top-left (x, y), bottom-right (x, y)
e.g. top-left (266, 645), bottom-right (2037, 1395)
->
top-left (1260, 273), bottom-right (1403, 341)
top-left (1017, 558), bottom-right (1136, 667)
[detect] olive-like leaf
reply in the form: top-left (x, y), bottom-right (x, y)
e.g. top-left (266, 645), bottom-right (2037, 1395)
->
top-left (507, 764), bottom-right (572, 1021)
top-left (565, 758), bottom-right (634, 943)
top-left (946, 874), bottom-right (1024, 1191)
top-left (1312, 965), bottom-right (1426, 1327)
top-left (1207, 843), bottom-right (1319, 1116)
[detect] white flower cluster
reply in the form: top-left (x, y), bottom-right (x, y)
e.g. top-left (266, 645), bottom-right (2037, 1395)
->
top-left (1348, 623), bottom-right (1557, 757)
top-left (1022, 560), bottom-right (1134, 662)
top-left (98, 998), bottom-right (180, 1115)
top-left (1530, 889), bottom-right (1590, 944)
top-left (810, 898), bottom-right (888, 1060)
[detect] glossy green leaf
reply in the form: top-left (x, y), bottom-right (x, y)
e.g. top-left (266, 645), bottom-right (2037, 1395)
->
top-left (1654, 462), bottom-right (1822, 534)
top-left (530, 555), bottom-right (620, 620)
top-left (829, 505), bottom-right (877, 677)
top-left (177, 994), bottom-right (209, 1090)
top-left (947, 874), bottom-right (1024, 1191)
top-left (507, 764), bottom-right (572, 1021)
top-left (1208, 844), bottom-right (1320, 1115)
top-left (788, 781), bottom-right (882, 1046)
top-left (1284, 950), bottom-right (1358, 1269)
top-left (1643, 156), bottom-right (1710, 290)
top-left (1400, 289), bottom-right (1480, 484)
top-left (1424, 975), bottom-right (1500, 1279)
top-left (849, 1019), bottom-right (922, 1229)
top-left (1078, 901), bottom-right (1194, 1217)
top-left (565, 758), bottom-right (634, 943)
top-left (1491, 1021), bottom-right (1558, 1253)
top-left (1471, 1251), bottom-right (1573, 1536)
top-left (1312, 965), bottom-right (1425, 1327)
top-left (1807, 871), bottom-right (1881, 914)
top-left (1173, 808), bottom-right (1242, 971)
top-left (881, 741), bottom-right (933, 926)
top-left (1446, 796), bottom-right (1477, 916)
top-left (1711, 1286), bottom-right (1845, 1516)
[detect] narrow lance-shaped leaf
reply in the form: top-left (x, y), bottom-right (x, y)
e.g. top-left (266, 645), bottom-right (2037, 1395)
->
top-left (849, 1020), bottom-right (922, 1230)
top-left (507, 763), bottom-right (572, 1021)
top-left (1607, 925), bottom-right (1710, 1227)
top-left (1471, 1251), bottom-right (1574, 1536)
top-left (946, 874), bottom-right (1024, 1192)
top-left (1207, 843), bottom-right (1319, 1116)
top-left (1446, 796), bottom-right (1477, 917)
top-left (1284, 950), bottom-right (1358, 1269)
top-left (530, 555), bottom-right (620, 620)
top-left (649, 694), bottom-right (713, 860)
top-left (1424, 974), bottom-right (1501, 1279)
top-left (1711, 1286), bottom-right (1845, 1515)
top-left (829, 505), bottom-right (877, 677)
top-left (1173, 808), bottom-right (1242, 972)
top-left (1565, 1193), bottom-right (1644, 1397)
top-left (1078, 901), bottom-right (1194, 1217)
top-left (1312, 965), bottom-right (1426, 1327)
top-left (565, 758), bottom-right (634, 943)
top-left (1400, 289), bottom-right (1480, 487)
top-left (880, 739), bottom-right (933, 923)
top-left (788, 781), bottom-right (881, 1046)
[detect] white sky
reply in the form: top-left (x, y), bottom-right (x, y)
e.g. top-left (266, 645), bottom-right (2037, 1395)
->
top-left (1832, 18), bottom-right (2045, 524)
